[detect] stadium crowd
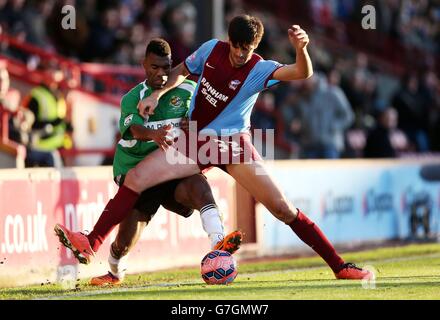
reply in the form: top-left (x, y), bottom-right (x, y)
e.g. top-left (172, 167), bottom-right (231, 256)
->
top-left (0, 0), bottom-right (439, 164)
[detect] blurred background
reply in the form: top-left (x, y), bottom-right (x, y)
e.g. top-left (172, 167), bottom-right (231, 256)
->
top-left (0, 0), bottom-right (439, 167)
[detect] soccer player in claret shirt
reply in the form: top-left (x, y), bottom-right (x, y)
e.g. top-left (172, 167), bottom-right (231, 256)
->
top-left (55, 39), bottom-right (242, 285)
top-left (55, 15), bottom-right (372, 280)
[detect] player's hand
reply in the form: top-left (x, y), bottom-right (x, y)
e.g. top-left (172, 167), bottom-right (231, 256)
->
top-left (137, 94), bottom-right (160, 118)
top-left (288, 25), bottom-right (309, 50)
top-left (151, 124), bottom-right (174, 151)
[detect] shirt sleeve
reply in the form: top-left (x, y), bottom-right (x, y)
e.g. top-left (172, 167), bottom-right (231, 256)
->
top-left (250, 60), bottom-right (284, 93)
top-left (177, 80), bottom-right (196, 117)
top-left (184, 39), bottom-right (218, 75)
top-left (119, 92), bottom-right (145, 139)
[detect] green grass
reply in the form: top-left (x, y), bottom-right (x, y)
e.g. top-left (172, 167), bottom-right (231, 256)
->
top-left (1, 243), bottom-right (440, 300)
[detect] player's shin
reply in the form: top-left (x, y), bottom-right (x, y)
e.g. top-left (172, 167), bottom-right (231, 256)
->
top-left (200, 204), bottom-right (225, 248)
top-left (288, 208), bottom-right (345, 273)
top-left (108, 251), bottom-right (129, 280)
top-left (87, 185), bottom-right (140, 252)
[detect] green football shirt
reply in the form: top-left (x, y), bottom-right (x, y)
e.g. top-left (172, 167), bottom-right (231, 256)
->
top-left (113, 79), bottom-right (196, 182)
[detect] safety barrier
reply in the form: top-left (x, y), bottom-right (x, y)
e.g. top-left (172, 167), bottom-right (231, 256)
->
top-left (256, 159), bottom-right (440, 256)
top-left (0, 166), bottom-right (236, 287)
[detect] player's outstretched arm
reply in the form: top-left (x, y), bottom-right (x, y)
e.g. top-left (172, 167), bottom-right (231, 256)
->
top-left (138, 63), bottom-right (190, 117)
top-left (272, 25), bottom-right (313, 81)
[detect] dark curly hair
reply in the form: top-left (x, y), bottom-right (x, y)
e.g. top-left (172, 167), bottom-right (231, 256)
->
top-left (145, 38), bottom-right (171, 57)
top-left (228, 15), bottom-right (264, 48)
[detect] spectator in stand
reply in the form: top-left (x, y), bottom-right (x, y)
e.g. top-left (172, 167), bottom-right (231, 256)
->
top-left (22, 64), bottom-right (73, 167)
top-left (0, 58), bottom-right (10, 102)
top-left (2, 0), bottom-right (26, 34)
top-left (422, 70), bottom-right (440, 151)
top-left (0, 0), bottom-right (8, 30)
top-left (0, 59), bottom-right (37, 169)
top-left (47, 0), bottom-right (90, 58)
top-left (399, 0), bottom-right (438, 54)
top-left (341, 53), bottom-right (378, 130)
top-left (392, 73), bottom-right (430, 152)
top-left (286, 73), bottom-right (354, 159)
top-left (310, 0), bottom-right (334, 33)
top-left (251, 91), bottom-right (277, 131)
top-left (161, 1), bottom-right (197, 65)
top-left (364, 107), bottom-right (408, 158)
top-left (84, 7), bottom-right (121, 62)
top-left (279, 82), bottom-right (302, 158)
top-left (22, 0), bottom-right (54, 49)
top-left (0, 58), bottom-right (18, 117)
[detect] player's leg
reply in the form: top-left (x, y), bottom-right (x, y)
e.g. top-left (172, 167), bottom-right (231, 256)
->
top-left (88, 147), bottom-right (200, 250)
top-left (226, 162), bottom-right (297, 224)
top-left (90, 209), bottom-right (151, 286)
top-left (88, 147), bottom-right (200, 248)
top-left (169, 174), bottom-right (242, 253)
top-left (90, 186), bottom-right (164, 285)
top-left (55, 147), bottom-right (201, 262)
top-left (226, 161), bottom-right (372, 280)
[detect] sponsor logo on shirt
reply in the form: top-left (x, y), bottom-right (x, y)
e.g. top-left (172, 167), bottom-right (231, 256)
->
top-left (145, 118), bottom-right (183, 139)
top-left (200, 77), bottom-right (229, 107)
top-left (228, 80), bottom-right (241, 90)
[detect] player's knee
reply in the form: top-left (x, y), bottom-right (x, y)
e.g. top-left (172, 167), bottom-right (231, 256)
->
top-left (189, 176), bottom-right (214, 205)
top-left (179, 175), bottom-right (214, 208)
top-left (271, 199), bottom-right (296, 224)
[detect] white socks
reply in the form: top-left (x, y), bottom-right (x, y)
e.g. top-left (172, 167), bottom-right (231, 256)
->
top-left (200, 204), bottom-right (225, 249)
top-left (108, 252), bottom-right (128, 280)
top-left (106, 204), bottom-right (224, 279)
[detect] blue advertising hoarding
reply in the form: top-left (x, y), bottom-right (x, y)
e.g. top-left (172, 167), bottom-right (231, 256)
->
top-left (256, 160), bottom-right (440, 253)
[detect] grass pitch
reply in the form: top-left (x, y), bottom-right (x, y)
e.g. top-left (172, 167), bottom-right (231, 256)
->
top-left (1, 243), bottom-right (439, 300)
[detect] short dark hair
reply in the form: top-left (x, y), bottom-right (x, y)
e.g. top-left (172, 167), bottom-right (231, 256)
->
top-left (228, 15), bottom-right (264, 48)
top-left (145, 38), bottom-right (171, 57)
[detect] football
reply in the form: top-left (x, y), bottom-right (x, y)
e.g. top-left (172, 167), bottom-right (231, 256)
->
top-left (200, 250), bottom-right (238, 285)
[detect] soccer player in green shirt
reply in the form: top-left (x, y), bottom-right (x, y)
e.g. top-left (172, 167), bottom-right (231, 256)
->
top-left (88, 39), bottom-right (242, 285)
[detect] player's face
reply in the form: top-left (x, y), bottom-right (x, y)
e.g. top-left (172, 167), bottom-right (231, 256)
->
top-left (228, 42), bottom-right (256, 68)
top-left (143, 54), bottom-right (172, 89)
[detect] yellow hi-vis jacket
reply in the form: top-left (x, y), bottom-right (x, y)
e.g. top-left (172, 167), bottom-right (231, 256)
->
top-left (29, 86), bottom-right (71, 151)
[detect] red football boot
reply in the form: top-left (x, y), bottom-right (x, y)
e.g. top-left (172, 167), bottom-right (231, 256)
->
top-left (54, 224), bottom-right (95, 264)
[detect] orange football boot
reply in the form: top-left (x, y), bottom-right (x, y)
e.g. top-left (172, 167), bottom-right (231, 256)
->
top-left (90, 272), bottom-right (122, 286)
top-left (214, 230), bottom-right (243, 254)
